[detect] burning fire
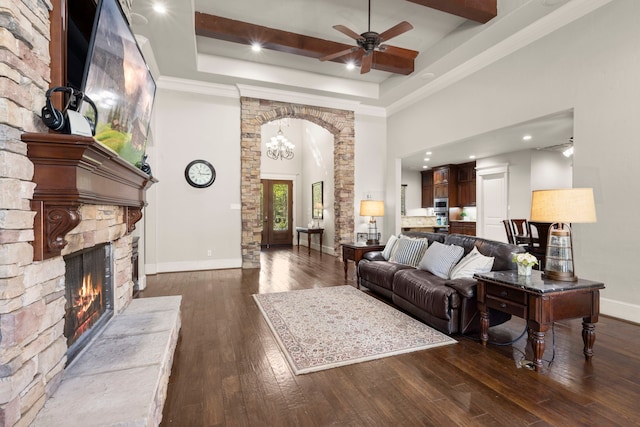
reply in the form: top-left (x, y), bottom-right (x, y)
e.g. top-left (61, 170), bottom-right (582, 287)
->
top-left (69, 273), bottom-right (103, 343)
top-left (77, 275), bottom-right (99, 315)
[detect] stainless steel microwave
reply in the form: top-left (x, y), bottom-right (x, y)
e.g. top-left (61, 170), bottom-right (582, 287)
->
top-left (434, 198), bottom-right (448, 210)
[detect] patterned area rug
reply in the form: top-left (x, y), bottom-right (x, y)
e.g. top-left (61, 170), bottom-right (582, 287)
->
top-left (253, 286), bottom-right (456, 375)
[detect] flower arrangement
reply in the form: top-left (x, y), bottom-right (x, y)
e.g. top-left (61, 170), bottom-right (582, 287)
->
top-left (512, 252), bottom-right (538, 267)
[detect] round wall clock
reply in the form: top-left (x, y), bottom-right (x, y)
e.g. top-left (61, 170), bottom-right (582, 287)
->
top-left (184, 159), bottom-right (216, 188)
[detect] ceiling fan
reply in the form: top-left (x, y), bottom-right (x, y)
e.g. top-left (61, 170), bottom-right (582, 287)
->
top-left (320, 0), bottom-right (414, 74)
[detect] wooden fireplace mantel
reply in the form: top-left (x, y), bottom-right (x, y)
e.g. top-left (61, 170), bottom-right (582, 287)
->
top-left (22, 132), bottom-right (157, 260)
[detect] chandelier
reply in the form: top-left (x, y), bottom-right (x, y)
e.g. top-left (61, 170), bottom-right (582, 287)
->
top-left (266, 124), bottom-right (295, 160)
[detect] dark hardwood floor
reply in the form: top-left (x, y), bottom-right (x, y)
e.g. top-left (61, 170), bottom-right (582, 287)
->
top-left (140, 247), bottom-right (640, 426)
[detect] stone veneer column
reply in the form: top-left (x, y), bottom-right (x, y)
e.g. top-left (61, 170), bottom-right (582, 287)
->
top-left (1, 2), bottom-right (55, 425)
top-left (240, 97), bottom-right (355, 268)
top-left (0, 1), bottom-right (136, 425)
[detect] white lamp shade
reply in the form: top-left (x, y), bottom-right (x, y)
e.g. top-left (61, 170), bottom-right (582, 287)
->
top-left (360, 200), bottom-right (384, 217)
top-left (530, 188), bottom-right (596, 223)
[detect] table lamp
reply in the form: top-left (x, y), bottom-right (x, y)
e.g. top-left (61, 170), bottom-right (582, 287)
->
top-left (360, 199), bottom-right (384, 245)
top-left (530, 188), bottom-right (597, 281)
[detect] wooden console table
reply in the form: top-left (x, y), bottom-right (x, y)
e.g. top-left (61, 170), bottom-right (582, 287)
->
top-left (341, 242), bottom-right (385, 281)
top-left (475, 270), bottom-right (605, 372)
top-left (296, 227), bottom-right (324, 255)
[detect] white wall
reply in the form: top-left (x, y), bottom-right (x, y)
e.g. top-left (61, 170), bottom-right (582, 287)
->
top-left (145, 88), bottom-right (242, 273)
top-left (387, 0), bottom-right (640, 322)
top-left (530, 149), bottom-right (573, 191)
top-left (401, 169), bottom-right (423, 213)
top-left (355, 113), bottom-right (388, 240)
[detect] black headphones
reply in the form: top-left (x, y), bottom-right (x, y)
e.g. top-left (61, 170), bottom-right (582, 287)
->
top-left (41, 86), bottom-right (98, 136)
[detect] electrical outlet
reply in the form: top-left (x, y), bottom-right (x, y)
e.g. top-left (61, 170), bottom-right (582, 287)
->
top-left (207, 249), bottom-right (212, 256)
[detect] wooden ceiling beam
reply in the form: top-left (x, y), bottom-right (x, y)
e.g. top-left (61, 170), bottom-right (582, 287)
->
top-left (195, 12), bottom-right (417, 75)
top-left (406, 0), bottom-right (496, 23)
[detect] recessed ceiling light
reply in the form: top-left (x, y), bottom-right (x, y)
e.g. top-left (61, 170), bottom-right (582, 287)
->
top-left (562, 146), bottom-right (574, 157)
top-left (522, 135), bottom-right (532, 141)
top-left (251, 43), bottom-right (262, 52)
top-left (425, 151), bottom-right (432, 155)
top-left (423, 157), bottom-right (430, 161)
top-left (152, 3), bottom-right (167, 14)
top-left (469, 155), bottom-right (476, 159)
top-left (422, 165), bottom-right (428, 169)
top-left (346, 62), bottom-right (356, 71)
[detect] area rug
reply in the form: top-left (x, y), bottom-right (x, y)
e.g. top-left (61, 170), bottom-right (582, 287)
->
top-left (253, 285), bottom-right (456, 375)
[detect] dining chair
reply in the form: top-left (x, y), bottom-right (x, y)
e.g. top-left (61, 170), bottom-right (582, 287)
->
top-left (527, 221), bottom-right (552, 270)
top-left (502, 219), bottom-right (515, 244)
top-left (510, 219), bottom-right (529, 244)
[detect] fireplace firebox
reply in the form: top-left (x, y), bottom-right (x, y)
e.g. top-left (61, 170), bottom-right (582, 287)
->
top-left (63, 243), bottom-right (114, 363)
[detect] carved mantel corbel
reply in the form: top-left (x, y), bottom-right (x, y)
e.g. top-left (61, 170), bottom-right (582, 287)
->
top-left (22, 132), bottom-right (157, 261)
top-left (126, 206), bottom-right (144, 234)
top-left (31, 201), bottom-right (81, 260)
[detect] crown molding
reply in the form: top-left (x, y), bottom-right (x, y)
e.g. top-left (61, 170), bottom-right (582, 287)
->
top-left (157, 76), bottom-right (239, 98)
top-left (236, 84), bottom-right (386, 117)
top-left (156, 77), bottom-right (387, 117)
top-left (387, 0), bottom-right (614, 116)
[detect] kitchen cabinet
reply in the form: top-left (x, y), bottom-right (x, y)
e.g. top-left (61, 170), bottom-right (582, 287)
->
top-left (434, 167), bottom-right (449, 185)
top-left (433, 165), bottom-right (458, 205)
top-left (457, 162), bottom-right (476, 206)
top-left (420, 170), bottom-right (434, 208)
top-left (449, 221), bottom-right (476, 236)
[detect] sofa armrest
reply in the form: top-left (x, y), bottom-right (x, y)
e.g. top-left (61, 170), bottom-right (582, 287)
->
top-left (445, 277), bottom-right (478, 298)
top-left (363, 251), bottom-right (385, 261)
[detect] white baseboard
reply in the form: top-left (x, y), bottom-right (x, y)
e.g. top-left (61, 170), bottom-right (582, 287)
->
top-left (600, 297), bottom-right (640, 324)
top-left (298, 242), bottom-right (335, 256)
top-left (146, 258), bottom-right (243, 274)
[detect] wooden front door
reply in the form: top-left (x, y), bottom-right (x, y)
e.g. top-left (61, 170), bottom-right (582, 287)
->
top-left (261, 180), bottom-right (293, 247)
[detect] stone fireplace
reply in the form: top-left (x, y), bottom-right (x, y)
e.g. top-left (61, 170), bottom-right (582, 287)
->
top-left (0, 1), bottom-right (166, 423)
top-left (0, 132), bottom-right (156, 425)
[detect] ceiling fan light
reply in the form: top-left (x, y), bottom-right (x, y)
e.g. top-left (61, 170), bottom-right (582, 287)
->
top-left (251, 42), bottom-right (262, 52)
top-left (346, 62), bottom-right (356, 70)
top-left (152, 3), bottom-right (167, 14)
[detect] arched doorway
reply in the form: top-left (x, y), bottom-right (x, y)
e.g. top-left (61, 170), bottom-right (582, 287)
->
top-left (240, 97), bottom-right (355, 268)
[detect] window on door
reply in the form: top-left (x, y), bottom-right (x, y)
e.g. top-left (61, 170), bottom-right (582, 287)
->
top-left (260, 180), bottom-right (293, 247)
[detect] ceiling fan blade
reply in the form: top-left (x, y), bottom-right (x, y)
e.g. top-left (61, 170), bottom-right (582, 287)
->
top-left (360, 53), bottom-right (373, 74)
top-left (333, 25), bottom-right (363, 41)
top-left (378, 21), bottom-right (413, 42)
top-left (319, 46), bottom-right (359, 62)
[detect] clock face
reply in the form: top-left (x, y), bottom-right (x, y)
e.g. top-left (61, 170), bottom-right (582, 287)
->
top-left (185, 160), bottom-right (216, 188)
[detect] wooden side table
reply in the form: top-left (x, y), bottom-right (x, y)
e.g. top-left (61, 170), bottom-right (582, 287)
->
top-left (295, 227), bottom-right (324, 255)
top-left (341, 242), bottom-right (385, 282)
top-left (475, 270), bottom-right (605, 372)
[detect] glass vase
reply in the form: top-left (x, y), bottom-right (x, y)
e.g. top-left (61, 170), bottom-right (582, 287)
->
top-left (517, 263), bottom-right (532, 276)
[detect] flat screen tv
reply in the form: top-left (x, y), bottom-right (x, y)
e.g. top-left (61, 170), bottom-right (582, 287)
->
top-left (67, 0), bottom-right (98, 91)
top-left (81, 0), bottom-right (156, 168)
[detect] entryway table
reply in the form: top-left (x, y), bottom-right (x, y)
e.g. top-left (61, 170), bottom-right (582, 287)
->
top-left (296, 227), bottom-right (324, 255)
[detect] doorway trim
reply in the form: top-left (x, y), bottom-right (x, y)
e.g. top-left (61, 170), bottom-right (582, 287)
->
top-left (240, 97), bottom-right (355, 268)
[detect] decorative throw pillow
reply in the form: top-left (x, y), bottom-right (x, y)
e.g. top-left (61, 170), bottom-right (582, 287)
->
top-left (418, 241), bottom-right (465, 279)
top-left (450, 246), bottom-right (495, 279)
top-left (381, 235), bottom-right (399, 260)
top-left (390, 238), bottom-right (427, 267)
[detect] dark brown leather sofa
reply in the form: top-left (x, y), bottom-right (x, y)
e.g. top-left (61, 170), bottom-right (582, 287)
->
top-left (358, 232), bottom-right (525, 335)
